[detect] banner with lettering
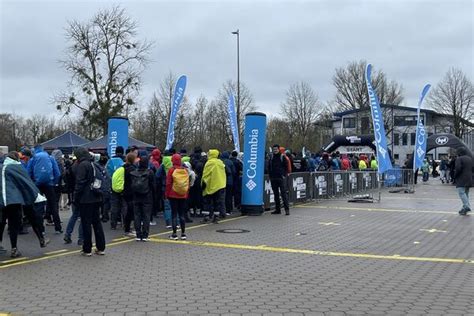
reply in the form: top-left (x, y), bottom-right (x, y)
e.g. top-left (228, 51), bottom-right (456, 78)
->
top-left (365, 64), bottom-right (392, 174)
top-left (165, 75), bottom-right (187, 150)
top-left (414, 84), bottom-right (431, 169)
top-left (228, 93), bottom-right (240, 152)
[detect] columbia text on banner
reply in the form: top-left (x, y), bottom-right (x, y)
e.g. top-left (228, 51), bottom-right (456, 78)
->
top-left (365, 64), bottom-right (392, 174)
top-left (414, 84), bottom-right (431, 169)
top-left (165, 75), bottom-right (187, 150)
top-left (228, 93), bottom-right (240, 152)
top-left (107, 117), bottom-right (129, 157)
top-left (241, 112), bottom-right (267, 215)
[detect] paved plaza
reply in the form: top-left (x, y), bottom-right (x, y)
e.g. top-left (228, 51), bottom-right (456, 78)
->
top-left (0, 180), bottom-right (473, 315)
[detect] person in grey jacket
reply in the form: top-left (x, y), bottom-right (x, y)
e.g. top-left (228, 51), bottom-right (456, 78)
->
top-left (73, 147), bottom-right (106, 256)
top-left (454, 147), bottom-right (473, 215)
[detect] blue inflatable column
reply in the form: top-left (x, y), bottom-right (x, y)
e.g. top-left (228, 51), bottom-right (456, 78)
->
top-left (241, 112), bottom-right (267, 216)
top-left (107, 117), bottom-right (129, 157)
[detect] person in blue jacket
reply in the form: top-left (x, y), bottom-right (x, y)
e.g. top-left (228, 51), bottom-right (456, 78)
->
top-left (27, 144), bottom-right (62, 234)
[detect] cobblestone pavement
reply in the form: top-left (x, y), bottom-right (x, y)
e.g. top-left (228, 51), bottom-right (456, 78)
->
top-left (0, 180), bottom-right (473, 315)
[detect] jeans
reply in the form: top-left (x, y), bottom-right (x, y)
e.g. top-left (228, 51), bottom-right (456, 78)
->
top-left (78, 202), bottom-right (105, 253)
top-left (65, 204), bottom-right (83, 241)
top-left (134, 199), bottom-right (152, 239)
top-left (169, 198), bottom-right (186, 235)
top-left (422, 172), bottom-right (429, 182)
top-left (457, 187), bottom-right (471, 211)
top-left (164, 199), bottom-right (171, 226)
top-left (37, 184), bottom-right (62, 232)
top-left (270, 177), bottom-right (290, 212)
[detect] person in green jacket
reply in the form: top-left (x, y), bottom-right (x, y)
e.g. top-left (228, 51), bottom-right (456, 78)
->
top-left (421, 159), bottom-right (430, 182)
top-left (201, 149), bottom-right (226, 223)
top-left (370, 156), bottom-right (378, 170)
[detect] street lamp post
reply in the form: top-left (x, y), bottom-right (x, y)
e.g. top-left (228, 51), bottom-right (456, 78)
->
top-left (231, 29), bottom-right (240, 139)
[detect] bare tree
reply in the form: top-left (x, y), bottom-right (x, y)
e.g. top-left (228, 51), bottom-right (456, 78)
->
top-left (428, 68), bottom-right (474, 137)
top-left (333, 60), bottom-right (404, 110)
top-left (280, 82), bottom-right (323, 150)
top-left (55, 6), bottom-right (152, 135)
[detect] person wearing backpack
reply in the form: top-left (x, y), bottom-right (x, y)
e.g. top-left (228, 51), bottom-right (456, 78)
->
top-left (165, 154), bottom-right (190, 240)
top-left (72, 147), bottom-right (106, 256)
top-left (113, 153), bottom-right (137, 236)
top-left (130, 155), bottom-right (154, 241)
top-left (27, 144), bottom-right (62, 234)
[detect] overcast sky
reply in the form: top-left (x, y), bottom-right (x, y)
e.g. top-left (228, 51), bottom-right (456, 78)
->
top-left (1, 0), bottom-right (472, 119)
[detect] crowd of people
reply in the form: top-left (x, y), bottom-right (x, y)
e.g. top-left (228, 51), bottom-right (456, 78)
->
top-left (0, 142), bottom-right (471, 258)
top-left (0, 144), bottom-right (244, 258)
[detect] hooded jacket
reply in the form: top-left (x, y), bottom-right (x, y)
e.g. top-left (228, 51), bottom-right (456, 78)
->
top-left (27, 145), bottom-right (61, 186)
top-left (220, 151), bottom-right (235, 185)
top-left (454, 147), bottom-right (473, 188)
top-left (201, 149), bottom-right (226, 196)
top-left (166, 154), bottom-right (189, 199)
top-left (51, 149), bottom-right (65, 176)
top-left (150, 149), bottom-right (161, 169)
top-left (73, 147), bottom-right (102, 204)
top-left (0, 157), bottom-right (46, 208)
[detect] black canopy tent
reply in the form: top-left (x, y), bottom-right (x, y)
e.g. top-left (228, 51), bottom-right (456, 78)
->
top-left (81, 136), bottom-right (156, 154)
top-left (41, 131), bottom-right (89, 154)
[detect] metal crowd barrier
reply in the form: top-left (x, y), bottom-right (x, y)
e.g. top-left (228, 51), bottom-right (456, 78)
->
top-left (262, 169), bottom-right (414, 209)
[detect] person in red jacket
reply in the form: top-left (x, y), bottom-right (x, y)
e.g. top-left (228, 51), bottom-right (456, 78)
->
top-left (341, 154), bottom-right (351, 170)
top-left (165, 154), bottom-right (190, 240)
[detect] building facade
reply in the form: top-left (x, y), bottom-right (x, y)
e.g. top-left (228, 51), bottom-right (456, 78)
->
top-left (331, 104), bottom-right (473, 166)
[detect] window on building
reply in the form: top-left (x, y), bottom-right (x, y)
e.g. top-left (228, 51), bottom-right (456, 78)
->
top-left (394, 154), bottom-right (399, 160)
top-left (410, 133), bottom-right (416, 145)
top-left (402, 133), bottom-right (408, 146)
top-left (361, 117), bottom-right (370, 134)
top-left (343, 117), bottom-right (356, 128)
top-left (394, 115), bottom-right (424, 126)
top-left (394, 133), bottom-right (400, 146)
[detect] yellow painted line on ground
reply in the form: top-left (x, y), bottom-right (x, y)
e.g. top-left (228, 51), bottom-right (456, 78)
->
top-left (150, 238), bottom-right (474, 265)
top-left (296, 204), bottom-right (454, 215)
top-left (1, 257), bottom-right (28, 264)
top-left (0, 215), bottom-right (248, 270)
top-left (44, 249), bottom-right (68, 255)
top-left (112, 237), bottom-right (130, 242)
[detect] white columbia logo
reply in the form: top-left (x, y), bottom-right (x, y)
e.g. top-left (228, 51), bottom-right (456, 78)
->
top-left (416, 147), bottom-right (425, 158)
top-left (246, 179), bottom-right (257, 191)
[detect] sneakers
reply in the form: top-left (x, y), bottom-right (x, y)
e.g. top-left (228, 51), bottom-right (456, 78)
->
top-left (166, 225), bottom-right (172, 229)
top-left (64, 236), bottom-right (72, 244)
top-left (135, 238), bottom-right (142, 242)
top-left (150, 221), bottom-right (157, 226)
top-left (142, 238), bottom-right (150, 242)
top-left (169, 234), bottom-right (178, 240)
top-left (180, 234), bottom-right (187, 240)
top-left (81, 251), bottom-right (92, 257)
top-left (271, 210), bottom-right (282, 215)
top-left (459, 208), bottom-right (472, 216)
top-left (40, 238), bottom-right (50, 248)
top-left (94, 249), bottom-right (105, 256)
top-left (10, 248), bottom-right (22, 258)
top-left (45, 221), bottom-right (55, 226)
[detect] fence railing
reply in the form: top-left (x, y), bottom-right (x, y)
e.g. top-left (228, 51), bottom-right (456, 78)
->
top-left (262, 169), bottom-right (414, 209)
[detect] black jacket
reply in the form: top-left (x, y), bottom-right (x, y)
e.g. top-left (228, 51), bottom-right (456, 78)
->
top-left (268, 153), bottom-right (289, 179)
top-left (454, 147), bottom-right (473, 188)
top-left (123, 163), bottom-right (137, 201)
top-left (73, 148), bottom-right (102, 205)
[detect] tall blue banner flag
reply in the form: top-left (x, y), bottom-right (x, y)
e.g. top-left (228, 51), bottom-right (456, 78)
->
top-left (365, 64), bottom-right (392, 174)
top-left (414, 84), bottom-right (431, 169)
top-left (165, 75), bottom-right (187, 150)
top-left (228, 93), bottom-right (240, 152)
top-left (241, 112), bottom-right (267, 215)
top-left (107, 117), bottom-right (129, 157)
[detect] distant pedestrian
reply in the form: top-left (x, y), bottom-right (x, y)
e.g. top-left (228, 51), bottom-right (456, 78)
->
top-left (454, 147), bottom-right (473, 215)
top-left (268, 145), bottom-right (291, 216)
top-left (72, 147), bottom-right (106, 256)
top-left (130, 155), bottom-right (154, 241)
top-left (421, 159), bottom-right (430, 183)
top-left (166, 154), bottom-right (190, 240)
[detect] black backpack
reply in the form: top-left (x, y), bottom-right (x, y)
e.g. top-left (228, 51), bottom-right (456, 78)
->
top-left (90, 162), bottom-right (107, 196)
top-left (130, 169), bottom-right (150, 194)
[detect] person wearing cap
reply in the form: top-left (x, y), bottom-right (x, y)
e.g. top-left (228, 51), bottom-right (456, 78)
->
top-left (268, 144), bottom-right (291, 215)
